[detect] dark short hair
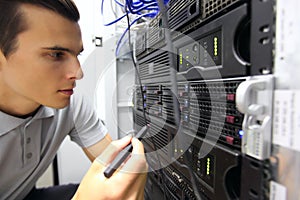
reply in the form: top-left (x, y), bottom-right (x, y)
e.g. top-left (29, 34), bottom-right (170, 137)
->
top-left (0, 0), bottom-right (80, 57)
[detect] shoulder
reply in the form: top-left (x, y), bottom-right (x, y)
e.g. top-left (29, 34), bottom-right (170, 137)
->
top-left (68, 93), bottom-right (96, 117)
top-left (45, 94), bottom-right (94, 127)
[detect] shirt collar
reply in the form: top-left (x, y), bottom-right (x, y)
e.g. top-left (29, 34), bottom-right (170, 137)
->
top-left (0, 106), bottom-right (55, 136)
top-left (33, 106), bottom-right (56, 120)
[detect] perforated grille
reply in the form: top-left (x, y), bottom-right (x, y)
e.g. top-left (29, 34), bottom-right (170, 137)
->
top-left (203, 0), bottom-right (240, 18)
top-left (138, 51), bottom-right (170, 80)
top-left (168, 0), bottom-right (199, 30)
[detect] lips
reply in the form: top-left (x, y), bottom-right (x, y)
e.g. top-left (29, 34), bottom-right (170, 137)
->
top-left (59, 89), bottom-right (74, 96)
top-left (59, 83), bottom-right (76, 96)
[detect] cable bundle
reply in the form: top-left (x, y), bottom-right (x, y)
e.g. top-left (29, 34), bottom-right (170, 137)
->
top-left (101, 0), bottom-right (169, 55)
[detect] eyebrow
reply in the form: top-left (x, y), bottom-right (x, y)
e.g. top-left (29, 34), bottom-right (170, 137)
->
top-left (42, 45), bottom-right (84, 55)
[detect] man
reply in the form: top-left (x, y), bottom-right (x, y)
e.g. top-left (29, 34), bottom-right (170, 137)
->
top-left (0, 0), bottom-right (147, 199)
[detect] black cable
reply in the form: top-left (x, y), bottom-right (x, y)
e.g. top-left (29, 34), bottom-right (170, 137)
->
top-left (156, 0), bottom-right (203, 199)
top-left (124, 6), bottom-right (168, 200)
top-left (156, 0), bottom-right (180, 128)
top-left (173, 158), bottom-right (206, 199)
top-left (124, 9), bottom-right (147, 126)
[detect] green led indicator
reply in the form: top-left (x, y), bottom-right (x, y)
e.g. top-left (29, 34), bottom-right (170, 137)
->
top-left (206, 157), bottom-right (210, 175)
top-left (214, 37), bottom-right (218, 56)
top-left (180, 53), bottom-right (183, 65)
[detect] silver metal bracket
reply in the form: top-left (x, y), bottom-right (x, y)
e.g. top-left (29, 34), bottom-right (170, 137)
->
top-left (236, 75), bottom-right (274, 160)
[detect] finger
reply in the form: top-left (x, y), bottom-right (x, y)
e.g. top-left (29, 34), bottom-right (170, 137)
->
top-left (95, 135), bottom-right (132, 166)
top-left (131, 137), bottom-right (145, 154)
top-left (118, 138), bottom-right (148, 174)
top-left (114, 137), bottom-right (145, 169)
top-left (113, 135), bottom-right (133, 148)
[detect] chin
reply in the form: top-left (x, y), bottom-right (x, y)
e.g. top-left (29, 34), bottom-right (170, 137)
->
top-left (46, 100), bottom-right (71, 109)
top-left (55, 104), bottom-right (70, 109)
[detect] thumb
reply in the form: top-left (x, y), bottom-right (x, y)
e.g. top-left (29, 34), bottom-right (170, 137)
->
top-left (120, 138), bottom-right (148, 174)
top-left (95, 135), bottom-right (132, 166)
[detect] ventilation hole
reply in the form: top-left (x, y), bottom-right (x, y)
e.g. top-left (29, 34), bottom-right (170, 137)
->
top-left (260, 25), bottom-right (270, 33)
top-left (251, 161), bottom-right (260, 169)
top-left (189, 2), bottom-right (197, 15)
top-left (260, 37), bottom-right (270, 45)
top-left (250, 189), bottom-right (258, 197)
top-left (260, 68), bottom-right (271, 74)
top-left (158, 18), bottom-right (163, 28)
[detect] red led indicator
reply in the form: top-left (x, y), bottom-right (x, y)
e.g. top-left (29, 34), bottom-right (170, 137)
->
top-left (226, 136), bottom-right (234, 145)
top-left (227, 94), bottom-right (235, 101)
top-left (226, 116), bottom-right (235, 124)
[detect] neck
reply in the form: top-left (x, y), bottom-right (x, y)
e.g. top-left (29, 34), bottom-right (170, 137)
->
top-left (17, 106), bottom-right (41, 118)
top-left (0, 91), bottom-right (41, 118)
top-left (0, 72), bottom-right (42, 118)
top-left (0, 102), bottom-right (41, 118)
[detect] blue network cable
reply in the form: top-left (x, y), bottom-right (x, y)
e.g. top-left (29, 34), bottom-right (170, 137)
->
top-left (114, 0), bottom-right (125, 7)
top-left (101, 0), bottom-right (169, 55)
top-left (115, 11), bottom-right (157, 55)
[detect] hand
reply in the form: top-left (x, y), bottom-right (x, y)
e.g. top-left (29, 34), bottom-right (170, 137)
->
top-left (72, 136), bottom-right (148, 200)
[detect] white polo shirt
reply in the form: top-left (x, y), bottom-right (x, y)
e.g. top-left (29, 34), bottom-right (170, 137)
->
top-left (0, 95), bottom-right (108, 200)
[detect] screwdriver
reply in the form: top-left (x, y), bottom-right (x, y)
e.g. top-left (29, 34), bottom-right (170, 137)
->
top-left (103, 125), bottom-right (149, 178)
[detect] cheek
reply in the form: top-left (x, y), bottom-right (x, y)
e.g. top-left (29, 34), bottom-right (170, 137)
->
top-left (4, 63), bottom-right (55, 96)
top-left (6, 53), bottom-right (67, 91)
top-left (4, 69), bottom-right (39, 94)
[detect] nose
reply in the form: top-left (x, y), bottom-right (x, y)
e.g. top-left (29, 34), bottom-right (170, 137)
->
top-left (75, 66), bottom-right (84, 80)
top-left (68, 59), bottom-right (84, 80)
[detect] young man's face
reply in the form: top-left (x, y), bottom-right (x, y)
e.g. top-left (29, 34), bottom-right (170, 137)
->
top-left (0, 4), bottom-right (83, 111)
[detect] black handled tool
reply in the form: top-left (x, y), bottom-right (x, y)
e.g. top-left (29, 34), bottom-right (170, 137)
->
top-left (103, 125), bottom-right (148, 178)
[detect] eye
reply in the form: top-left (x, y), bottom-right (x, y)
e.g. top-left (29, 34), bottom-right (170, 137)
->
top-left (49, 51), bottom-right (65, 59)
